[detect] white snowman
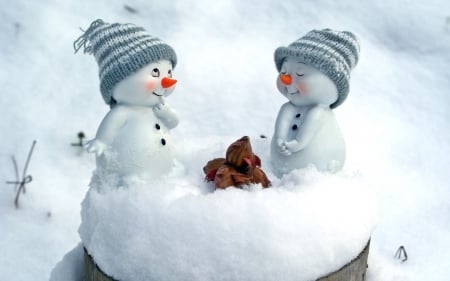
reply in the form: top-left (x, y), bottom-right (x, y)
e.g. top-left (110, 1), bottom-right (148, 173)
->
top-left (271, 29), bottom-right (360, 175)
top-left (74, 19), bottom-right (179, 179)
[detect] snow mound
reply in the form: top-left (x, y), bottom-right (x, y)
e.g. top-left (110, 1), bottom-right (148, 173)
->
top-left (78, 137), bottom-right (376, 281)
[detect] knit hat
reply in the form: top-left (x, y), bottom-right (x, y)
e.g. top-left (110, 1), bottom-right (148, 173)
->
top-left (74, 19), bottom-right (177, 105)
top-left (274, 29), bottom-right (360, 108)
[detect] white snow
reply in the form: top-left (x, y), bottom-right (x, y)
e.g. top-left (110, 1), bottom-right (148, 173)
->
top-left (76, 139), bottom-right (375, 281)
top-left (1, 0), bottom-right (450, 280)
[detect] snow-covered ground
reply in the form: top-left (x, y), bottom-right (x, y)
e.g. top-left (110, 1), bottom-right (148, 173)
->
top-left (1, 0), bottom-right (449, 280)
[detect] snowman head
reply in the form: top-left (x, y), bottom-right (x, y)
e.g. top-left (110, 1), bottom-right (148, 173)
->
top-left (274, 29), bottom-right (360, 108)
top-left (277, 58), bottom-right (338, 107)
top-left (73, 19), bottom-right (177, 106)
top-left (112, 60), bottom-right (177, 106)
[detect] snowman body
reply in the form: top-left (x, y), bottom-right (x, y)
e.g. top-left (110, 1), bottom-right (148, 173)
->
top-left (95, 105), bottom-right (174, 178)
top-left (271, 103), bottom-right (345, 174)
top-left (86, 60), bottom-right (179, 179)
top-left (270, 59), bottom-right (345, 175)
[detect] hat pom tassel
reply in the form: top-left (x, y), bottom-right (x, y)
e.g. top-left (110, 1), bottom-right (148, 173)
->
top-left (73, 19), bottom-right (105, 54)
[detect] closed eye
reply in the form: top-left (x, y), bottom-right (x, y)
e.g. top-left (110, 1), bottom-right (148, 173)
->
top-left (296, 73), bottom-right (305, 77)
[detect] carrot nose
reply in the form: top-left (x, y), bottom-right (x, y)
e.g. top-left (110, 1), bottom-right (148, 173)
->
top-left (161, 77), bottom-right (177, 88)
top-left (279, 74), bottom-right (292, 85)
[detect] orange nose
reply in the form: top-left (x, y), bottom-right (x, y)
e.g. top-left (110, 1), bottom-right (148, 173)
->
top-left (279, 74), bottom-right (292, 85)
top-left (161, 77), bottom-right (177, 88)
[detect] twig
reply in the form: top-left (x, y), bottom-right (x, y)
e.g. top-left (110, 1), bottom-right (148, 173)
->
top-left (11, 155), bottom-right (20, 192)
top-left (395, 245), bottom-right (408, 263)
top-left (22, 140), bottom-right (36, 182)
top-left (71, 131), bottom-right (85, 147)
top-left (5, 140), bottom-right (37, 208)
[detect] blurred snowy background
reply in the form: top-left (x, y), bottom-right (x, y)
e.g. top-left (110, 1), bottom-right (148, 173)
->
top-left (0, 0), bottom-right (449, 280)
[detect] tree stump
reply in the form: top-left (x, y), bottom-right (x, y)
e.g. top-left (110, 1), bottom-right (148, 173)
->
top-left (317, 241), bottom-right (370, 281)
top-left (84, 249), bottom-right (116, 281)
top-left (84, 241), bottom-right (370, 281)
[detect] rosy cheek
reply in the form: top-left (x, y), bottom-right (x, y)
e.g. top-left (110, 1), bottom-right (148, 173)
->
top-left (296, 82), bottom-right (307, 95)
top-left (145, 78), bottom-right (157, 92)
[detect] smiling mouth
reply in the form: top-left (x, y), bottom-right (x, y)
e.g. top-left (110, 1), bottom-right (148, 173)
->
top-left (152, 92), bottom-right (163, 97)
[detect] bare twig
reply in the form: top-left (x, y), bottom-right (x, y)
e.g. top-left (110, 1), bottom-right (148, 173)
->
top-left (11, 155), bottom-right (20, 192)
top-left (5, 140), bottom-right (37, 208)
top-left (71, 131), bottom-right (85, 147)
top-left (395, 245), bottom-right (408, 263)
top-left (22, 140), bottom-right (36, 182)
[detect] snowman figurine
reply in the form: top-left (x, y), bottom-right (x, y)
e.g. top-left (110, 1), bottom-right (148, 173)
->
top-left (271, 29), bottom-right (360, 175)
top-left (74, 19), bottom-right (179, 179)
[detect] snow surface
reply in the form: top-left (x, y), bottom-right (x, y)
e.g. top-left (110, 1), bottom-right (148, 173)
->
top-left (75, 139), bottom-right (375, 281)
top-left (1, 0), bottom-right (450, 280)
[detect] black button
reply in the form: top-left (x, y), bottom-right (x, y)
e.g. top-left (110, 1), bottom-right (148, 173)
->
top-left (296, 113), bottom-right (301, 118)
top-left (292, 124), bottom-right (298, 130)
top-left (155, 124), bottom-right (161, 130)
top-left (161, 138), bottom-right (166, 146)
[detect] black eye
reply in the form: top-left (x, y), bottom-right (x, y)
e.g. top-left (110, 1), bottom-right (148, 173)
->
top-left (151, 68), bottom-right (160, 77)
top-left (296, 73), bottom-right (305, 77)
top-left (168, 69), bottom-right (172, 78)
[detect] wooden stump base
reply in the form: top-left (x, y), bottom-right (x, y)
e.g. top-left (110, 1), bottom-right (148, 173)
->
top-left (317, 240), bottom-right (370, 281)
top-left (84, 241), bottom-right (370, 281)
top-left (84, 249), bottom-right (116, 281)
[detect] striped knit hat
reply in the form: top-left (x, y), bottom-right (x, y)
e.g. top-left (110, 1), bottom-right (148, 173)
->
top-left (74, 19), bottom-right (177, 105)
top-left (274, 29), bottom-right (360, 108)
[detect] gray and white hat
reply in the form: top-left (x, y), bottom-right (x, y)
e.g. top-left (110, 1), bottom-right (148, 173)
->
top-left (274, 29), bottom-right (360, 108)
top-left (74, 19), bottom-right (177, 105)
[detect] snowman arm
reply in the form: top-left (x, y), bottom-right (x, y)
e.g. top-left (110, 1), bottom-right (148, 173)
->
top-left (92, 107), bottom-right (128, 146)
top-left (153, 103), bottom-right (179, 129)
top-left (273, 103), bottom-right (296, 143)
top-left (284, 106), bottom-right (325, 152)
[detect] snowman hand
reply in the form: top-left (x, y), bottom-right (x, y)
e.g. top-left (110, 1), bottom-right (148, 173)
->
top-left (284, 140), bottom-right (301, 153)
top-left (153, 102), bottom-right (167, 115)
top-left (153, 103), bottom-right (179, 129)
top-left (276, 138), bottom-right (291, 156)
top-left (85, 139), bottom-right (108, 156)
